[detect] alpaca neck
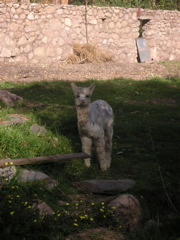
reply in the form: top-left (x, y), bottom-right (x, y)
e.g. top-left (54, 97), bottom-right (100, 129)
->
top-left (76, 106), bottom-right (89, 126)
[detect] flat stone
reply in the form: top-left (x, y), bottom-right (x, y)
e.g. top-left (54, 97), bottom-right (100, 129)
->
top-left (11, 47), bottom-right (20, 56)
top-left (109, 22), bottom-right (115, 28)
top-left (18, 36), bottom-right (28, 46)
top-left (0, 119), bottom-right (14, 126)
top-left (0, 117), bottom-right (25, 126)
top-left (20, 13), bottom-right (26, 20)
top-left (8, 114), bottom-right (31, 121)
top-left (73, 179), bottom-right (135, 195)
top-left (24, 25), bottom-right (38, 33)
top-left (23, 44), bottom-right (32, 53)
top-left (0, 22), bottom-right (7, 28)
top-left (47, 46), bottom-right (55, 57)
top-left (0, 8), bottom-right (6, 14)
top-left (44, 6), bottom-right (56, 14)
top-left (14, 55), bottom-right (27, 63)
top-left (27, 12), bottom-right (34, 20)
top-left (33, 47), bottom-right (46, 57)
top-left (19, 169), bottom-right (58, 189)
top-left (42, 36), bottom-right (48, 44)
top-left (20, 169), bottom-right (50, 182)
top-left (49, 19), bottom-right (61, 30)
top-left (89, 19), bottom-right (98, 25)
top-left (64, 18), bottom-right (71, 27)
top-left (65, 228), bottom-right (125, 240)
top-left (0, 47), bottom-right (11, 57)
top-left (21, 4), bottom-right (29, 10)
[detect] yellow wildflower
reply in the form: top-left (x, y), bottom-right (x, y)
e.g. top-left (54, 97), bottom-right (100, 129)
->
top-left (111, 206), bottom-right (116, 209)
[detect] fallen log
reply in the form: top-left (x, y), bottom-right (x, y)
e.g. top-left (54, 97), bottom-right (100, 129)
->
top-left (0, 153), bottom-right (90, 168)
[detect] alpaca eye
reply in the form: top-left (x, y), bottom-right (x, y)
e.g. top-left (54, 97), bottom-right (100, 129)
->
top-left (76, 95), bottom-right (80, 98)
top-left (86, 95), bottom-right (90, 98)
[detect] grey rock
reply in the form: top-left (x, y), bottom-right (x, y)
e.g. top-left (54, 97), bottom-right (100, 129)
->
top-left (73, 179), bottom-right (135, 194)
top-left (0, 166), bottom-right (17, 188)
top-left (30, 124), bottom-right (46, 135)
top-left (65, 228), bottom-right (125, 240)
top-left (109, 194), bottom-right (142, 231)
top-left (7, 117), bottom-right (25, 125)
top-left (0, 114), bottom-right (31, 126)
top-left (19, 169), bottom-right (58, 189)
top-left (32, 201), bottom-right (53, 215)
top-left (0, 90), bottom-right (23, 106)
top-left (144, 219), bottom-right (157, 230)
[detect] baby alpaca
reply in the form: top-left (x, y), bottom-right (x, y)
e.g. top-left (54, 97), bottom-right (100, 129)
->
top-left (71, 83), bottom-right (114, 171)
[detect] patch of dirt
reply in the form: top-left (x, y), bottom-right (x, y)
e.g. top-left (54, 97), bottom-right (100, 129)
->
top-left (0, 61), bottom-right (179, 83)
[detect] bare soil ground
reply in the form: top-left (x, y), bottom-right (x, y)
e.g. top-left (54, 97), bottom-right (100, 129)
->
top-left (0, 61), bottom-right (179, 83)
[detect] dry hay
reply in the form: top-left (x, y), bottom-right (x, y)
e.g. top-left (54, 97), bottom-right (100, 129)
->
top-left (67, 43), bottom-right (115, 64)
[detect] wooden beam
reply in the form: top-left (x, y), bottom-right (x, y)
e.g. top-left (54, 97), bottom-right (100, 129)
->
top-left (0, 153), bottom-right (90, 168)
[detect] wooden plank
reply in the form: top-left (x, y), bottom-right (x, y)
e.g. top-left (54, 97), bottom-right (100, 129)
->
top-left (0, 153), bottom-right (90, 168)
top-left (136, 37), bottom-right (150, 62)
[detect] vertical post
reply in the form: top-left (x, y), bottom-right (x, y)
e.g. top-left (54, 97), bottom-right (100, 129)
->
top-left (85, 0), bottom-right (89, 44)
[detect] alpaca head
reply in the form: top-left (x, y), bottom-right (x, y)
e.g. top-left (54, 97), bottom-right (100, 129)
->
top-left (71, 83), bottom-right (96, 107)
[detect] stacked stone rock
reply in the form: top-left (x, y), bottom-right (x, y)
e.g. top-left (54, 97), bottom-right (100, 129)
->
top-left (0, 2), bottom-right (179, 63)
top-left (140, 9), bottom-right (180, 61)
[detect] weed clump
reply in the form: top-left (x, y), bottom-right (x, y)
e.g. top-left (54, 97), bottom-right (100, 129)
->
top-left (0, 185), bottom-right (124, 239)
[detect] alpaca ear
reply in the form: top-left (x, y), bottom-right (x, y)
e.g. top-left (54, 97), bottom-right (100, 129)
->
top-left (88, 83), bottom-right (96, 94)
top-left (71, 83), bottom-right (78, 94)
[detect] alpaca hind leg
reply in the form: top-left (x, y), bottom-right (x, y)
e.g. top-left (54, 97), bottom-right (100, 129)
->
top-left (105, 126), bottom-right (113, 169)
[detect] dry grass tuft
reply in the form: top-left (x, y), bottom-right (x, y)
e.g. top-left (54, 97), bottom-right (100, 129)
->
top-left (67, 43), bottom-right (115, 64)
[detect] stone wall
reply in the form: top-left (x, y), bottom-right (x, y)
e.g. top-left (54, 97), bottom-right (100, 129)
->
top-left (0, 2), bottom-right (179, 64)
top-left (139, 9), bottom-right (180, 61)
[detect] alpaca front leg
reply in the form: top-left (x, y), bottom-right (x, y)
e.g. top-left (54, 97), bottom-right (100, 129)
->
top-left (95, 138), bottom-right (106, 171)
top-left (81, 136), bottom-right (92, 167)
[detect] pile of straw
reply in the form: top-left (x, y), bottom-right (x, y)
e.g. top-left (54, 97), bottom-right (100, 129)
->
top-left (67, 43), bottom-right (114, 64)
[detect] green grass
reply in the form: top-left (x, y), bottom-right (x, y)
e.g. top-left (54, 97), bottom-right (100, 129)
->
top-left (0, 77), bottom-right (180, 239)
top-left (70, 0), bottom-right (178, 10)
